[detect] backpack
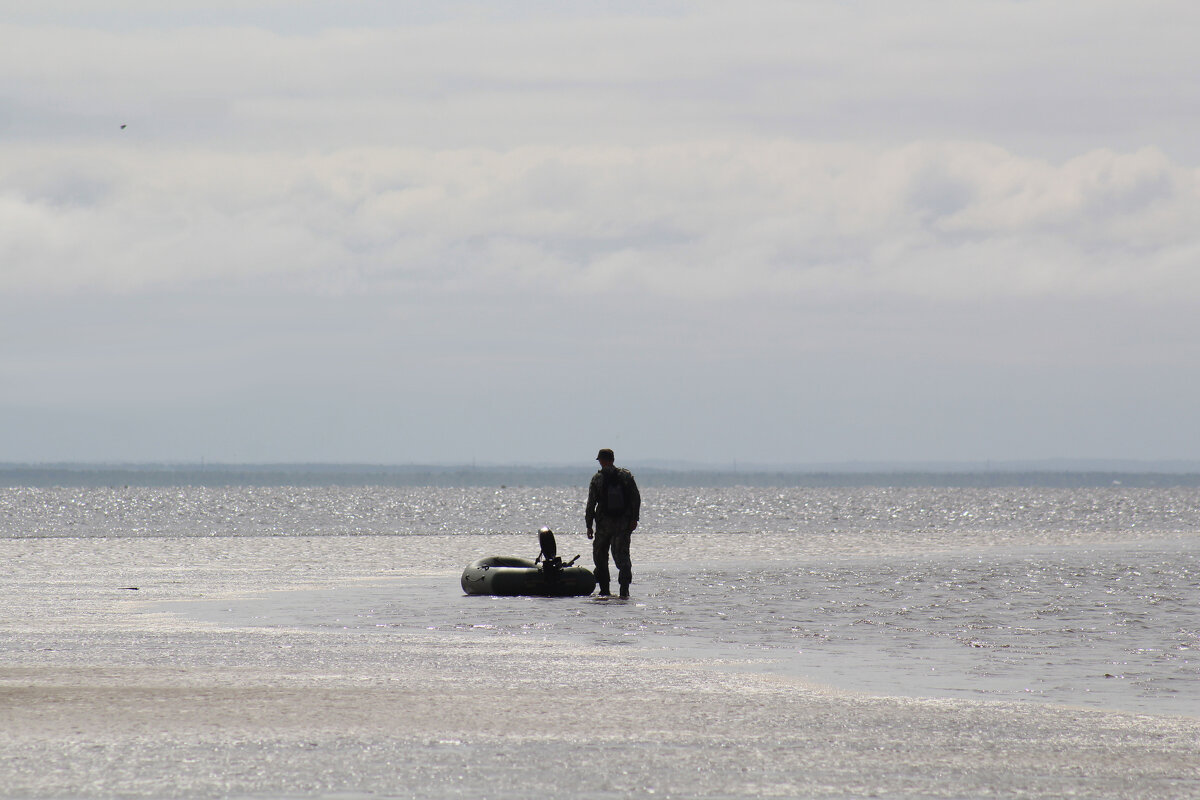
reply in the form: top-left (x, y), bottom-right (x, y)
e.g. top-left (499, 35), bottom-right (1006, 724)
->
top-left (600, 469), bottom-right (628, 518)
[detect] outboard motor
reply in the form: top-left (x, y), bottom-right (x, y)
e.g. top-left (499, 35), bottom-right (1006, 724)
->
top-left (536, 526), bottom-right (580, 577)
top-left (537, 526), bottom-right (563, 575)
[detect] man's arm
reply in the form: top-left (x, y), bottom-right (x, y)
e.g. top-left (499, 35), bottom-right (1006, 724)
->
top-left (585, 472), bottom-right (601, 535)
top-left (627, 471), bottom-right (641, 531)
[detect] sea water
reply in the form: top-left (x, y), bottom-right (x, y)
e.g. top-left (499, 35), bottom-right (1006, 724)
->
top-left (1, 484), bottom-right (1198, 798)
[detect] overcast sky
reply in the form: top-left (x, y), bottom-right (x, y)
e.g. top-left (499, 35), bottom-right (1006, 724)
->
top-left (3, 1), bottom-right (1199, 466)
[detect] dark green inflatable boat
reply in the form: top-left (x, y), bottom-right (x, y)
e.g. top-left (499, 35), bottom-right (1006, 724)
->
top-left (461, 528), bottom-right (596, 597)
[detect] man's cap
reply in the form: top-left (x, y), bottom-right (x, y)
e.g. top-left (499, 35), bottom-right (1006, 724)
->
top-left (596, 448), bottom-right (615, 461)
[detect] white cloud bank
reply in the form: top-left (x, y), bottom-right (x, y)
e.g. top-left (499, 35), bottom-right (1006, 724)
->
top-left (3, 141), bottom-right (1198, 304)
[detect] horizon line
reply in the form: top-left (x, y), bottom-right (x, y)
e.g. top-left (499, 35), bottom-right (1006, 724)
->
top-left (4, 458), bottom-right (1200, 474)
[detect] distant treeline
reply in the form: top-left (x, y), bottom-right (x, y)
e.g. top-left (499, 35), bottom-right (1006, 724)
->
top-left (4, 463), bottom-right (1200, 489)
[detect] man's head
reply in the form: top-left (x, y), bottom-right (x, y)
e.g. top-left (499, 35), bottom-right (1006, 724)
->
top-left (595, 448), bottom-right (615, 465)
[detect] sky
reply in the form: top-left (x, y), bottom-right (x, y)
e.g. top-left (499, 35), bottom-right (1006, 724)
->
top-left (2, 1), bottom-right (1199, 466)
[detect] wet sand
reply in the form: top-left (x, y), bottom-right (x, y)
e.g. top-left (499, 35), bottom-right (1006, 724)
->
top-left (2, 536), bottom-right (1198, 799)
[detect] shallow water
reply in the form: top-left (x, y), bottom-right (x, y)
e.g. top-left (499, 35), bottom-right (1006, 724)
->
top-left (166, 538), bottom-right (1198, 718)
top-left (2, 485), bottom-right (1198, 798)
top-left (6, 485), bottom-right (1197, 716)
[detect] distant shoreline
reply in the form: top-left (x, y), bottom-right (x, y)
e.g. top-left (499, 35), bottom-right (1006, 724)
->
top-left (4, 463), bottom-right (1200, 489)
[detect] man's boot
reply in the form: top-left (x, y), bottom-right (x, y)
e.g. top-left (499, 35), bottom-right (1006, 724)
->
top-left (598, 583), bottom-right (611, 597)
top-left (619, 583), bottom-right (629, 598)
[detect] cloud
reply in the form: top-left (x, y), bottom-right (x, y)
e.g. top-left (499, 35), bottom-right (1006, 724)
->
top-left (3, 141), bottom-right (1198, 307)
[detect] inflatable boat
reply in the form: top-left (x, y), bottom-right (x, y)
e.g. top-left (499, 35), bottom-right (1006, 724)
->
top-left (461, 527), bottom-right (596, 597)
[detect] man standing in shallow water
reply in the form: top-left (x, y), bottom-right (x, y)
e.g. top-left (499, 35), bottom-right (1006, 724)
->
top-left (586, 448), bottom-right (641, 597)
